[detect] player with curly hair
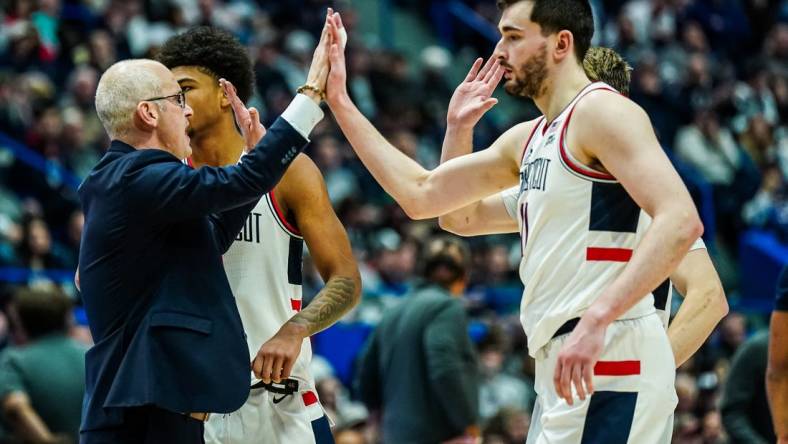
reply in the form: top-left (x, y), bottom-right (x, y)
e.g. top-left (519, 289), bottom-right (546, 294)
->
top-left (157, 20), bottom-right (359, 444)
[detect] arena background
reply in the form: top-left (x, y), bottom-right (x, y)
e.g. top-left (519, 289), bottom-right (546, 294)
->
top-left (0, 0), bottom-right (786, 442)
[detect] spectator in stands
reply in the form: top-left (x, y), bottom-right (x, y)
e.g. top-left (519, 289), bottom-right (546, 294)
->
top-left (675, 108), bottom-right (759, 245)
top-left (333, 427), bottom-right (366, 444)
top-left (741, 163), bottom-right (788, 242)
top-left (477, 327), bottom-right (534, 421)
top-left (356, 236), bottom-right (479, 443)
top-left (16, 217), bottom-right (68, 271)
top-left (720, 330), bottom-right (774, 443)
top-left (0, 287), bottom-right (85, 443)
top-left (314, 375), bottom-right (367, 430)
top-left (481, 406), bottom-right (530, 444)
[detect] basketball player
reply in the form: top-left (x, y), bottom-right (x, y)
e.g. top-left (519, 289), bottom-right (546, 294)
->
top-left (324, 2), bottom-right (702, 442)
top-left (157, 17), bottom-right (360, 444)
top-left (439, 46), bottom-right (728, 368)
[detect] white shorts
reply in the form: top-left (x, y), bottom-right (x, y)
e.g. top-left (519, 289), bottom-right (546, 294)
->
top-left (526, 313), bottom-right (677, 444)
top-left (204, 385), bottom-right (331, 444)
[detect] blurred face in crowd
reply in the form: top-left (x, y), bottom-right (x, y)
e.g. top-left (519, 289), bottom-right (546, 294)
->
top-left (480, 348), bottom-right (506, 377)
top-left (28, 219), bottom-right (51, 257)
top-left (335, 430), bottom-right (366, 444)
top-left (172, 66), bottom-right (226, 139)
top-left (494, 1), bottom-right (550, 98)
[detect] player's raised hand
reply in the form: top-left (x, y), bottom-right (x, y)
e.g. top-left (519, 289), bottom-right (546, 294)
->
top-left (220, 78), bottom-right (266, 152)
top-left (446, 56), bottom-right (504, 129)
top-left (325, 11), bottom-right (349, 106)
top-left (252, 322), bottom-right (307, 384)
top-left (302, 10), bottom-right (335, 102)
top-left (553, 317), bottom-right (605, 405)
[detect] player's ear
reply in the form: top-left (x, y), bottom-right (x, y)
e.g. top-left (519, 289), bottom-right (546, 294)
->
top-left (219, 83), bottom-right (231, 109)
top-left (554, 30), bottom-right (574, 61)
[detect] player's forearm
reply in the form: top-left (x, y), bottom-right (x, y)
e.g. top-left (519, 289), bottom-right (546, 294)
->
top-left (441, 124), bottom-right (475, 163)
top-left (585, 210), bottom-right (702, 326)
top-left (285, 274), bottom-right (360, 336)
top-left (330, 95), bottom-right (435, 218)
top-left (438, 125), bottom-right (477, 231)
top-left (668, 284), bottom-right (727, 367)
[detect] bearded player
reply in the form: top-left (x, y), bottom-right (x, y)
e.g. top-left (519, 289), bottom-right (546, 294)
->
top-left (157, 17), bottom-right (360, 444)
top-left (439, 46), bottom-right (728, 369)
top-left (324, 3), bottom-right (702, 442)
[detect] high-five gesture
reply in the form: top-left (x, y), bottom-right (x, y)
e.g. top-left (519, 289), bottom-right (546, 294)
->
top-left (325, 11), bottom-right (349, 106)
top-left (301, 10), bottom-right (335, 102)
top-left (220, 78), bottom-right (265, 151)
top-left (447, 57), bottom-right (504, 129)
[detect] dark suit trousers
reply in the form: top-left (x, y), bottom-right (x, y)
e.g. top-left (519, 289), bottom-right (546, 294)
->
top-left (80, 406), bottom-right (204, 444)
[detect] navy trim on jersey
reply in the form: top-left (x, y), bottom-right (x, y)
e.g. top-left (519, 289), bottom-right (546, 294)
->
top-left (653, 279), bottom-right (670, 311)
top-left (288, 237), bottom-right (304, 286)
top-left (580, 391), bottom-right (638, 444)
top-left (311, 415), bottom-right (335, 444)
top-left (589, 182), bottom-right (641, 233)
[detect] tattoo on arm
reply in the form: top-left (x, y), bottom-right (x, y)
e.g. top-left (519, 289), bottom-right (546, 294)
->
top-left (288, 276), bottom-right (357, 335)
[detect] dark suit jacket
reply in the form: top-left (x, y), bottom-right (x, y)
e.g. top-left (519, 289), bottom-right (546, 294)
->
top-left (356, 284), bottom-right (479, 444)
top-left (78, 118), bottom-right (306, 433)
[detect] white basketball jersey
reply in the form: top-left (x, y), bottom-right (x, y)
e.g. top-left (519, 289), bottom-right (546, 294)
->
top-left (511, 82), bottom-right (656, 356)
top-left (184, 158), bottom-right (314, 390)
top-left (222, 191), bottom-right (315, 388)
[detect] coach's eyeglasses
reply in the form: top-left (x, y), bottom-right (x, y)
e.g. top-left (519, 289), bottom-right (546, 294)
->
top-left (144, 91), bottom-right (186, 109)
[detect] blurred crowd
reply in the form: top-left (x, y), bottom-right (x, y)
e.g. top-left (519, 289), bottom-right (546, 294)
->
top-left (0, 0), bottom-right (784, 442)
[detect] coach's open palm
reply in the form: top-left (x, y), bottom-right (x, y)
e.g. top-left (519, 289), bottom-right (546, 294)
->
top-left (253, 322), bottom-right (306, 384)
top-left (447, 57), bottom-right (504, 129)
top-left (303, 11), bottom-right (334, 98)
top-left (220, 78), bottom-right (265, 151)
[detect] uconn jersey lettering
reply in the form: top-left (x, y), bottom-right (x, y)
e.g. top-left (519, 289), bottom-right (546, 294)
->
top-left (520, 158), bottom-right (551, 193)
top-left (236, 212), bottom-right (263, 243)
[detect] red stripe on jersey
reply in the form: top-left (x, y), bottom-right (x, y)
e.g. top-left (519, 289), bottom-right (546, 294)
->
top-left (291, 298), bottom-right (302, 311)
top-left (520, 117), bottom-right (545, 164)
top-left (594, 360), bottom-right (640, 376)
top-left (559, 86), bottom-right (617, 181)
top-left (270, 190), bottom-right (301, 235)
top-left (586, 247), bottom-right (632, 262)
top-left (186, 157), bottom-right (195, 168)
top-left (302, 390), bottom-right (318, 406)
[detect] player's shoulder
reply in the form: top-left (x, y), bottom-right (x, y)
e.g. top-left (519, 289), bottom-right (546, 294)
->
top-left (277, 153), bottom-right (330, 206)
top-left (574, 87), bottom-right (647, 126)
top-left (505, 117), bottom-right (542, 140)
top-left (494, 117), bottom-right (543, 158)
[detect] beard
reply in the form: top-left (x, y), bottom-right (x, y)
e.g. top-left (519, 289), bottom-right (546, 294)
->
top-left (503, 43), bottom-right (548, 99)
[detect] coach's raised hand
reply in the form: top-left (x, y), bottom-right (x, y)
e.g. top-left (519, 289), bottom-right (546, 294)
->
top-left (299, 10), bottom-right (334, 104)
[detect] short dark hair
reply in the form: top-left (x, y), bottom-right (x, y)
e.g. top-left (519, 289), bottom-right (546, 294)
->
top-left (156, 26), bottom-right (255, 103)
top-left (420, 236), bottom-right (470, 288)
top-left (14, 287), bottom-right (72, 339)
top-left (497, 0), bottom-right (594, 61)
